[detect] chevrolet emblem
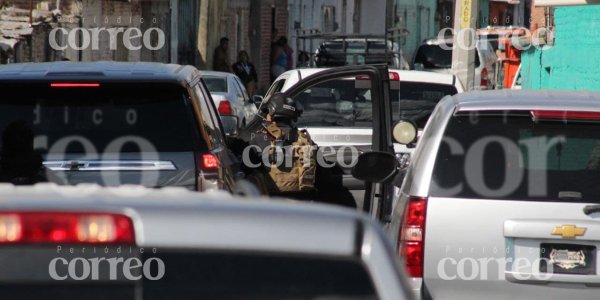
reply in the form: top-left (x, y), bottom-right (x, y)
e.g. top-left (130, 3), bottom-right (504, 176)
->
top-left (552, 225), bottom-right (586, 238)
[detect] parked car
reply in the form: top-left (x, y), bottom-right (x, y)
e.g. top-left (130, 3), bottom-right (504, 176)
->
top-left (200, 71), bottom-right (258, 129)
top-left (413, 37), bottom-right (497, 90)
top-left (259, 68), bottom-right (461, 206)
top-left (354, 89), bottom-right (600, 299)
top-left (0, 61), bottom-right (240, 192)
top-left (0, 183), bottom-right (412, 300)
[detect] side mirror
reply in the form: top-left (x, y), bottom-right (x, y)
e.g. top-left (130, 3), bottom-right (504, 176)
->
top-left (220, 115), bottom-right (239, 136)
top-left (252, 95), bottom-right (264, 109)
top-left (392, 120), bottom-right (418, 145)
top-left (351, 151), bottom-right (399, 184)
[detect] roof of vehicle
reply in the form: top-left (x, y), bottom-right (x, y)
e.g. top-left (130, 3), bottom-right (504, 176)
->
top-left (453, 89), bottom-right (600, 112)
top-left (0, 61), bottom-right (199, 83)
top-left (278, 68), bottom-right (459, 91)
top-left (0, 183), bottom-right (370, 255)
top-left (199, 70), bottom-right (236, 78)
top-left (421, 37), bottom-right (488, 46)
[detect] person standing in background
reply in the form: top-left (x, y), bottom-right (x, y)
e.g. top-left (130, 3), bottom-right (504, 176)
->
top-left (232, 50), bottom-right (258, 96)
top-left (271, 37), bottom-right (289, 79)
top-left (285, 42), bottom-right (294, 71)
top-left (213, 37), bottom-right (231, 72)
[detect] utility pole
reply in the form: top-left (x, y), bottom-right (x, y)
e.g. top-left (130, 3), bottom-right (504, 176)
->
top-left (451, 0), bottom-right (479, 90)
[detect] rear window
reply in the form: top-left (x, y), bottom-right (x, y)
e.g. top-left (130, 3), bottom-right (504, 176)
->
top-left (0, 251), bottom-right (379, 300)
top-left (432, 113), bottom-right (600, 202)
top-left (414, 44), bottom-right (480, 69)
top-left (0, 82), bottom-right (202, 155)
top-left (397, 82), bottom-right (458, 128)
top-left (295, 79), bottom-right (457, 129)
top-left (316, 40), bottom-right (395, 67)
top-left (203, 77), bottom-right (228, 93)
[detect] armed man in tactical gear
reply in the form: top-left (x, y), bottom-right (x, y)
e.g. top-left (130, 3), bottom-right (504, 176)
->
top-left (239, 93), bottom-right (355, 207)
top-left (246, 93), bottom-right (317, 197)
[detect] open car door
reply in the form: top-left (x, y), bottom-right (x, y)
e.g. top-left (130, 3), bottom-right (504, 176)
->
top-left (281, 65), bottom-right (395, 222)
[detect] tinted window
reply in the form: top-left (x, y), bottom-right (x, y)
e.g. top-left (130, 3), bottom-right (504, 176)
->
top-left (143, 251), bottom-right (379, 300)
top-left (0, 82), bottom-right (201, 154)
top-left (295, 79), bottom-right (456, 129)
top-left (432, 113), bottom-right (600, 202)
top-left (414, 44), bottom-right (480, 69)
top-left (203, 77), bottom-right (228, 93)
top-left (264, 79), bottom-right (286, 99)
top-left (316, 40), bottom-right (395, 67)
top-left (397, 82), bottom-right (458, 128)
top-left (0, 251), bottom-right (379, 300)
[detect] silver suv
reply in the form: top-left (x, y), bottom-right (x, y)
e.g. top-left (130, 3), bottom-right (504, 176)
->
top-left (354, 90), bottom-right (600, 299)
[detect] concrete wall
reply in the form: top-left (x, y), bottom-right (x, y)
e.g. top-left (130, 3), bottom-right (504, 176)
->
top-left (358, 0), bottom-right (386, 34)
top-left (521, 6), bottom-right (600, 91)
top-left (389, 0), bottom-right (438, 61)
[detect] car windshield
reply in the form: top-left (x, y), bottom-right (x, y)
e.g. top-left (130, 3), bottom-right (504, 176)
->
top-left (0, 82), bottom-right (201, 155)
top-left (295, 79), bottom-right (457, 129)
top-left (432, 113), bottom-right (600, 202)
top-left (203, 77), bottom-right (228, 93)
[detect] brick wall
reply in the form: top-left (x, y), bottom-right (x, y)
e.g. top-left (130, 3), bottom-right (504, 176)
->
top-left (258, 3), bottom-right (272, 91)
top-left (251, 0), bottom-right (288, 92)
top-left (226, 7), bottom-right (252, 65)
top-left (530, 3), bottom-right (549, 31)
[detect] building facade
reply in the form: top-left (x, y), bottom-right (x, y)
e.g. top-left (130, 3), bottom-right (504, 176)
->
top-left (521, 6), bottom-right (600, 91)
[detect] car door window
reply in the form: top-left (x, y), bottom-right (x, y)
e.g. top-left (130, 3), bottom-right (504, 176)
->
top-left (265, 79), bottom-right (286, 99)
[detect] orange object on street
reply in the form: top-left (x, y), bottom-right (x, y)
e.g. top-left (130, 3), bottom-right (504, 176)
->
top-left (503, 40), bottom-right (522, 88)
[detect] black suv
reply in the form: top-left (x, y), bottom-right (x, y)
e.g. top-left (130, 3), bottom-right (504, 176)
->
top-left (0, 61), bottom-right (240, 191)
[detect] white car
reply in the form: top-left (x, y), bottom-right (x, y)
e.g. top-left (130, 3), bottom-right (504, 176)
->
top-left (263, 68), bottom-right (463, 205)
top-left (413, 37), bottom-right (498, 90)
top-left (201, 71), bottom-right (257, 128)
top-left (0, 183), bottom-right (411, 300)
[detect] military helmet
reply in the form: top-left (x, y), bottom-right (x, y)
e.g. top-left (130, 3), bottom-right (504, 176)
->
top-left (267, 93), bottom-right (298, 120)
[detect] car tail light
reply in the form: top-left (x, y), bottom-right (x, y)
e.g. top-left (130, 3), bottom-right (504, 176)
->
top-left (218, 101), bottom-right (233, 116)
top-left (201, 153), bottom-right (219, 172)
top-left (398, 196), bottom-right (427, 277)
top-left (0, 212), bottom-right (134, 244)
top-left (531, 110), bottom-right (600, 121)
top-left (480, 67), bottom-right (488, 87)
top-left (50, 83), bottom-right (100, 88)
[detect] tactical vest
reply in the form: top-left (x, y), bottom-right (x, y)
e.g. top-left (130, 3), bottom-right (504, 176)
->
top-left (265, 123), bottom-right (317, 193)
